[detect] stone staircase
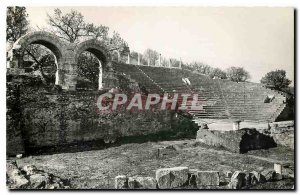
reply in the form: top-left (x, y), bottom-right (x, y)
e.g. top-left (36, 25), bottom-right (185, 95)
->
top-left (112, 62), bottom-right (287, 123)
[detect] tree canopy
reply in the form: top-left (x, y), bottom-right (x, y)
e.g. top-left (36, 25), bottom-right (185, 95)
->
top-left (6, 6), bottom-right (29, 42)
top-left (260, 69), bottom-right (291, 91)
top-left (47, 8), bottom-right (109, 43)
top-left (226, 66), bottom-right (250, 82)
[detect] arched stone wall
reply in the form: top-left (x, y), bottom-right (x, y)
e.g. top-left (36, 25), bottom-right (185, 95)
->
top-left (74, 39), bottom-right (112, 90)
top-left (74, 39), bottom-right (111, 65)
top-left (9, 31), bottom-right (68, 86)
top-left (8, 31), bottom-right (113, 91)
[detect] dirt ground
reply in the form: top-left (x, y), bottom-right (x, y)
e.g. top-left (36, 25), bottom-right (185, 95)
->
top-left (12, 139), bottom-right (294, 189)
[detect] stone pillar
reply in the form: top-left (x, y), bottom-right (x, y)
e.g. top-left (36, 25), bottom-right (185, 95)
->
top-left (7, 48), bottom-right (25, 74)
top-left (233, 121), bottom-right (241, 130)
top-left (179, 58), bottom-right (182, 69)
top-left (98, 62), bottom-right (103, 90)
top-left (148, 58), bottom-right (150, 66)
top-left (10, 48), bottom-right (23, 68)
top-left (55, 69), bottom-right (59, 85)
top-left (274, 163), bottom-right (282, 175)
top-left (61, 63), bottom-right (77, 90)
top-left (159, 54), bottom-right (161, 66)
top-left (117, 51), bottom-right (120, 62)
top-left (60, 49), bottom-right (78, 91)
top-left (137, 53), bottom-right (140, 65)
top-left (127, 53), bottom-right (130, 64)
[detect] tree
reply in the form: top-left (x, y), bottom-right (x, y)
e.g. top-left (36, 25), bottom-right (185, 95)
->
top-left (6, 6), bottom-right (29, 42)
top-left (185, 62), bottom-right (214, 75)
top-left (23, 44), bottom-right (57, 85)
top-left (260, 70), bottom-right (291, 91)
top-left (161, 57), bottom-right (169, 67)
top-left (226, 66), bottom-right (250, 82)
top-left (47, 8), bottom-right (109, 43)
top-left (47, 8), bottom-right (130, 85)
top-left (109, 32), bottom-right (129, 53)
top-left (209, 68), bottom-right (227, 79)
top-left (77, 51), bottom-right (100, 89)
top-left (144, 48), bottom-right (159, 65)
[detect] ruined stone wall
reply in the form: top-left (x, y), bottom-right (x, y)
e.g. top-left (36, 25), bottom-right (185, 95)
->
top-left (270, 121), bottom-right (294, 149)
top-left (20, 89), bottom-right (173, 148)
top-left (196, 128), bottom-right (277, 153)
top-left (7, 82), bottom-right (25, 155)
top-left (7, 72), bottom-right (197, 155)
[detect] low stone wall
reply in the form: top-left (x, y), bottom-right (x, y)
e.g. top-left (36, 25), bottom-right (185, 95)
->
top-left (270, 121), bottom-right (294, 149)
top-left (196, 128), bottom-right (277, 153)
top-left (114, 164), bottom-right (293, 189)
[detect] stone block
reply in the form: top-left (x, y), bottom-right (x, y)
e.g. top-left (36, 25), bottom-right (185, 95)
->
top-left (274, 163), bottom-right (282, 174)
top-left (224, 171), bottom-right (233, 178)
top-left (196, 128), bottom-right (277, 153)
top-left (128, 176), bottom-right (157, 189)
top-left (261, 169), bottom-right (276, 181)
top-left (156, 167), bottom-right (189, 189)
top-left (29, 173), bottom-right (50, 189)
top-left (23, 165), bottom-right (38, 176)
top-left (229, 178), bottom-right (240, 189)
top-left (196, 171), bottom-right (220, 187)
top-left (274, 173), bottom-right (283, 181)
top-left (229, 171), bottom-right (246, 189)
top-left (115, 175), bottom-right (128, 189)
top-left (250, 171), bottom-right (265, 184)
top-left (188, 169), bottom-right (198, 187)
top-left (6, 161), bottom-right (29, 189)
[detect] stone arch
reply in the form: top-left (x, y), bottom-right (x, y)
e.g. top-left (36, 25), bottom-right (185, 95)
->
top-left (9, 31), bottom-right (67, 86)
top-left (75, 39), bottom-right (111, 90)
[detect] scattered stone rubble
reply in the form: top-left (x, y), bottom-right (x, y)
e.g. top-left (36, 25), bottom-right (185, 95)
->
top-left (6, 160), bottom-right (70, 189)
top-left (114, 163), bottom-right (294, 189)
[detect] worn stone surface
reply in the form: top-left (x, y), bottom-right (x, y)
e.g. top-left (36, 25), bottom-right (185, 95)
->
top-left (270, 121), bottom-right (294, 149)
top-left (29, 173), bottom-right (50, 188)
top-left (128, 176), bottom-right (157, 189)
top-left (7, 79), bottom-right (197, 155)
top-left (282, 165), bottom-right (294, 179)
top-left (250, 171), bottom-right (265, 184)
top-left (229, 179), bottom-right (240, 189)
top-left (196, 171), bottom-right (220, 187)
top-left (274, 163), bottom-right (282, 174)
top-left (6, 160), bottom-right (29, 189)
top-left (115, 175), bottom-right (128, 189)
top-left (7, 161), bottom-right (68, 189)
top-left (188, 169), bottom-right (198, 187)
top-left (224, 171), bottom-right (233, 178)
top-left (229, 171), bottom-right (246, 189)
top-left (196, 128), bottom-right (277, 153)
top-left (274, 173), bottom-right (283, 181)
top-left (22, 165), bottom-right (38, 175)
top-left (156, 167), bottom-right (189, 189)
top-left (261, 169), bottom-right (276, 182)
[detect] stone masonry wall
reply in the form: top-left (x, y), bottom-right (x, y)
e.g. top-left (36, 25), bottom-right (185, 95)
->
top-left (196, 128), bottom-right (277, 153)
top-left (270, 121), bottom-right (294, 149)
top-left (7, 72), bottom-right (197, 155)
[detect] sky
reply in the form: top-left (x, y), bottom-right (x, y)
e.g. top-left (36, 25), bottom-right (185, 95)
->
top-left (26, 7), bottom-right (294, 85)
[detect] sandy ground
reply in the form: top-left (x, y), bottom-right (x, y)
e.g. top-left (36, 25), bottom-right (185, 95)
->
top-left (13, 139), bottom-right (294, 189)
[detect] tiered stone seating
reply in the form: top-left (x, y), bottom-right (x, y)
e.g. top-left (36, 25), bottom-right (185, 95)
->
top-left (112, 62), bottom-right (286, 122)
